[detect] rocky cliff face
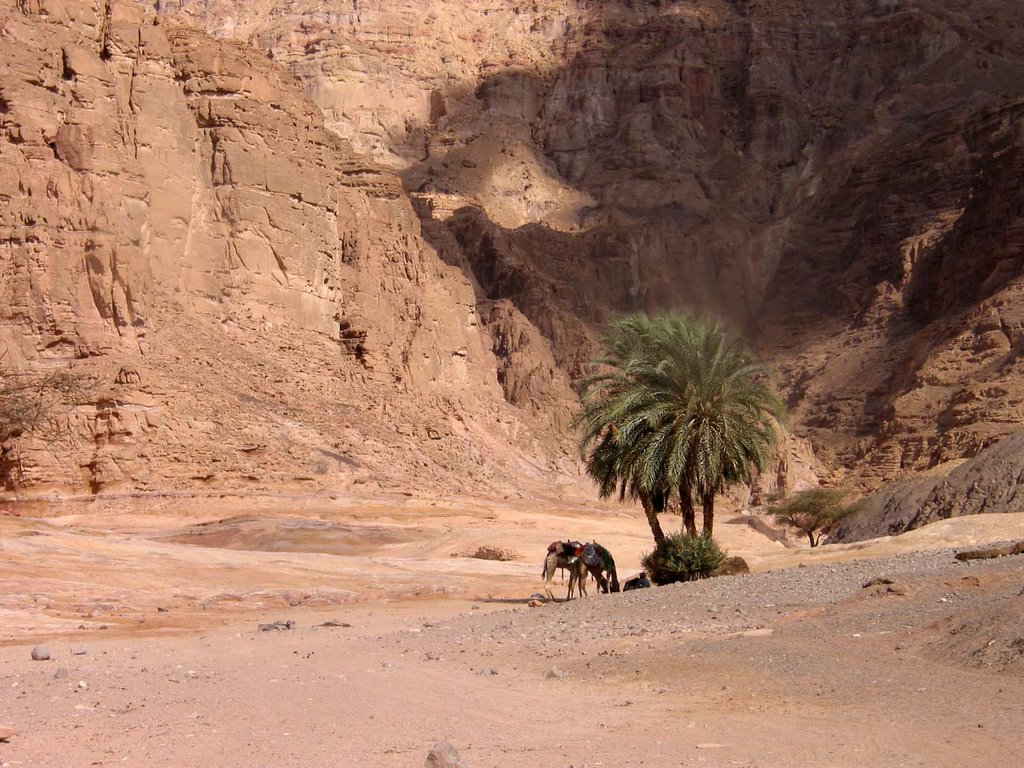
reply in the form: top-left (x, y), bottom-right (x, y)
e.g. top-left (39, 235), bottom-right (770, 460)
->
top-left (0, 0), bottom-right (581, 499)
top-left (832, 430), bottom-right (1024, 542)
top-left (5, 0), bottom-right (1024, 501)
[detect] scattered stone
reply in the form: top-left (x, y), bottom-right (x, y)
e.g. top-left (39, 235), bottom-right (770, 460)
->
top-left (545, 666), bottom-right (568, 679)
top-left (70, 644), bottom-right (88, 656)
top-left (316, 620), bottom-right (353, 628)
top-left (955, 541), bottom-right (1024, 562)
top-left (0, 725), bottom-right (15, 742)
top-left (30, 645), bottom-right (50, 661)
top-left (528, 599), bottom-right (543, 608)
top-left (425, 740), bottom-right (468, 768)
top-left (477, 667), bottom-right (499, 676)
top-left (258, 620), bottom-right (296, 632)
top-left (77, 680), bottom-right (88, 690)
top-left (718, 556), bottom-right (750, 576)
top-left (456, 545), bottom-right (518, 562)
top-left (54, 667), bottom-right (70, 680)
top-left (157, 606), bottom-right (169, 613)
top-left (863, 577), bottom-right (895, 588)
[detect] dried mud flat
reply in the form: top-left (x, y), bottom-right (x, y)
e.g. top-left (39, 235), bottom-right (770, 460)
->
top-left (1, 499), bottom-right (1023, 768)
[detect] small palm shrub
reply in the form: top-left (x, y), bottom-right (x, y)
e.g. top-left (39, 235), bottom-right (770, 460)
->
top-left (642, 532), bottom-right (727, 585)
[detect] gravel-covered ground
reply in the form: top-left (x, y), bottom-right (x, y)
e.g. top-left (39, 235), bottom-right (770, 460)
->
top-left (1, 514), bottom-right (1022, 768)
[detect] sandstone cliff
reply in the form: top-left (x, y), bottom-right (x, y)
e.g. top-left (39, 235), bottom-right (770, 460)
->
top-left (0, 0), bottom-right (581, 500)
top-left (6, 0), bottom-right (1024, 504)
top-left (158, 0), bottom-right (1024, 492)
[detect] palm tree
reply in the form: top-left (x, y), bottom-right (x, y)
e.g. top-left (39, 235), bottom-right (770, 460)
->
top-left (575, 312), bottom-right (785, 540)
top-left (574, 315), bottom-right (671, 546)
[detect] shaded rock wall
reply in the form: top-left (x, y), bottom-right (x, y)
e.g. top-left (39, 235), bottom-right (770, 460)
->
top-left (832, 429), bottom-right (1024, 542)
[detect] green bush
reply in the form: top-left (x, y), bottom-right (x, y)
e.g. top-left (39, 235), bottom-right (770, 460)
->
top-left (641, 532), bottom-right (727, 585)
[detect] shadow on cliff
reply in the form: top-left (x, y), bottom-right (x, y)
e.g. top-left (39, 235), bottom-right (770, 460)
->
top-left (396, 0), bottom-right (1024, 479)
top-left (395, 3), bottom-right (774, 379)
top-left (759, 92), bottom-right (1024, 472)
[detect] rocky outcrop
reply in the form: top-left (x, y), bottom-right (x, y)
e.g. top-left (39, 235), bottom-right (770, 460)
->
top-left (833, 429), bottom-right (1024, 542)
top-left (0, 0), bottom-right (580, 498)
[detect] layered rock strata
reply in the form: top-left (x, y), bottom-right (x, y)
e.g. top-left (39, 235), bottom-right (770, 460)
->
top-left (833, 429), bottom-right (1024, 542)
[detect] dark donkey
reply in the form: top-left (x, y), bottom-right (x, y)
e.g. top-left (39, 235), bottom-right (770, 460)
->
top-left (568, 542), bottom-right (620, 598)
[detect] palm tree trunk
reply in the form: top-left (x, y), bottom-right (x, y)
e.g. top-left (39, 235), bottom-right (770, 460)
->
top-left (679, 485), bottom-right (698, 537)
top-left (701, 492), bottom-right (715, 538)
top-left (640, 491), bottom-right (667, 547)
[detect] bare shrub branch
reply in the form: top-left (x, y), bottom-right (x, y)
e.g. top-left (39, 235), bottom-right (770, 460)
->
top-left (0, 357), bottom-right (94, 444)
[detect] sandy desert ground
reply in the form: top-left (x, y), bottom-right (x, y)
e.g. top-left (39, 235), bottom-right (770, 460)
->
top-left (1, 495), bottom-right (1023, 767)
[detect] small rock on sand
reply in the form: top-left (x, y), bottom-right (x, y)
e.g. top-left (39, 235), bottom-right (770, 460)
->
top-left (425, 740), bottom-right (468, 768)
top-left (31, 645), bottom-right (50, 661)
top-left (258, 620), bottom-right (295, 632)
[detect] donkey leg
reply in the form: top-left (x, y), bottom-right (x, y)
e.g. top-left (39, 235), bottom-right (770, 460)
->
top-left (543, 554), bottom-right (557, 601)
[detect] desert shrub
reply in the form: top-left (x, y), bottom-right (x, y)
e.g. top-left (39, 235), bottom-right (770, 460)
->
top-left (1, 365), bottom-right (90, 444)
top-left (641, 532), bottom-right (727, 585)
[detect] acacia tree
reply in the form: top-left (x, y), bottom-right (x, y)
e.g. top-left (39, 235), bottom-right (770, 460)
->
top-left (575, 313), bottom-right (786, 541)
top-left (767, 487), bottom-right (860, 547)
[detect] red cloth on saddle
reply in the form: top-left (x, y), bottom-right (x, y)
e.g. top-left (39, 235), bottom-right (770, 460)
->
top-left (547, 540), bottom-right (582, 556)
